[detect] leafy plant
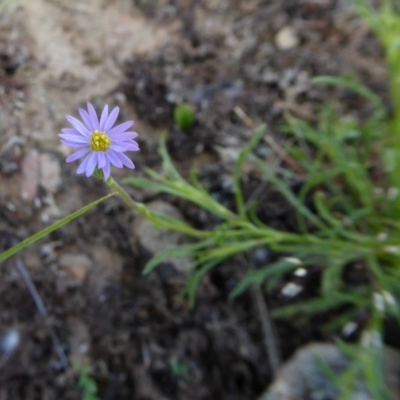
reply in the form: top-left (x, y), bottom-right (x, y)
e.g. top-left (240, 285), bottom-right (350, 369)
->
top-left (169, 357), bottom-right (191, 378)
top-left (118, 2), bottom-right (400, 396)
top-left (77, 367), bottom-right (100, 400)
top-left (0, 0), bottom-right (399, 398)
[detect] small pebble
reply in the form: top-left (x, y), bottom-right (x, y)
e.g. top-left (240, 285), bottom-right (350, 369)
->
top-left (281, 282), bottom-right (303, 297)
top-left (342, 321), bottom-right (357, 337)
top-left (5, 202), bottom-right (16, 212)
top-left (294, 267), bottom-right (307, 277)
top-left (275, 26), bottom-right (300, 50)
top-left (253, 246), bottom-right (271, 266)
top-left (0, 330), bottom-right (20, 354)
top-left (387, 187), bottom-right (399, 200)
top-left (376, 232), bottom-right (388, 241)
top-left (284, 257), bottom-right (302, 265)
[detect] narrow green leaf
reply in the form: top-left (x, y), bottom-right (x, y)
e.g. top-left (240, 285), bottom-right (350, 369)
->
top-left (313, 75), bottom-right (383, 106)
top-left (158, 133), bottom-right (183, 181)
top-left (189, 165), bottom-right (207, 193)
top-left (142, 239), bottom-right (214, 274)
top-left (253, 155), bottom-right (330, 233)
top-left (231, 259), bottom-right (298, 298)
top-left (182, 260), bottom-right (221, 306)
top-left (233, 124), bottom-right (266, 219)
top-left (321, 260), bottom-right (346, 297)
top-left (272, 294), bottom-right (360, 319)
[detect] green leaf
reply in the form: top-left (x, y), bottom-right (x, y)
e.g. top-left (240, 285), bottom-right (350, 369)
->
top-left (233, 124), bottom-right (266, 219)
top-left (253, 155), bottom-right (330, 234)
top-left (0, 192), bottom-right (116, 264)
top-left (174, 103), bottom-right (195, 131)
top-left (142, 239), bottom-right (214, 274)
top-left (77, 366), bottom-right (99, 400)
top-left (312, 75), bottom-right (383, 106)
top-left (158, 133), bottom-right (183, 181)
top-left (230, 259), bottom-right (299, 297)
top-left (182, 260), bottom-right (220, 306)
top-left (272, 294), bottom-right (361, 319)
top-left (321, 260), bottom-right (346, 297)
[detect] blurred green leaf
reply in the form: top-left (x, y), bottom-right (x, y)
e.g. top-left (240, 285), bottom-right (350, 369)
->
top-left (174, 103), bottom-right (195, 131)
top-left (77, 367), bottom-right (99, 400)
top-left (169, 358), bottom-right (191, 378)
top-left (313, 75), bottom-right (383, 107)
top-left (233, 124), bottom-right (266, 219)
top-left (231, 259), bottom-right (299, 298)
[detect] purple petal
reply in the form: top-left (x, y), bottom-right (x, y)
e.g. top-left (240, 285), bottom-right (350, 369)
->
top-left (115, 152), bottom-right (135, 169)
top-left (123, 143), bottom-right (140, 151)
top-left (85, 152), bottom-right (98, 177)
top-left (87, 102), bottom-right (100, 130)
top-left (61, 128), bottom-right (83, 136)
top-left (99, 105), bottom-right (109, 130)
top-left (61, 140), bottom-right (88, 148)
top-left (107, 121), bottom-right (134, 136)
top-left (103, 106), bottom-right (120, 132)
top-left (109, 144), bottom-right (130, 152)
top-left (79, 108), bottom-right (95, 131)
top-left (76, 154), bottom-right (92, 174)
top-left (98, 152), bottom-right (106, 168)
top-left (59, 134), bottom-right (89, 143)
top-left (66, 148), bottom-right (90, 163)
top-left (105, 150), bottom-right (123, 167)
top-left (103, 160), bottom-right (111, 180)
top-left (108, 131), bottom-right (138, 141)
top-left (120, 130), bottom-right (138, 138)
top-left (66, 115), bottom-right (91, 137)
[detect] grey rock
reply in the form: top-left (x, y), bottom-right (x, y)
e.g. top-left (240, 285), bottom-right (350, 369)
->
top-left (21, 149), bottom-right (40, 201)
top-left (67, 317), bottom-right (90, 367)
top-left (88, 244), bottom-right (124, 295)
top-left (259, 343), bottom-right (400, 400)
top-left (39, 153), bottom-right (61, 194)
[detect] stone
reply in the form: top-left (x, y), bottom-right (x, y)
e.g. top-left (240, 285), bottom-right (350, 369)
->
top-left (88, 244), bottom-right (124, 294)
top-left (67, 317), bottom-right (90, 367)
top-left (59, 253), bottom-right (92, 283)
top-left (131, 201), bottom-right (192, 274)
top-left (20, 149), bottom-right (40, 201)
top-left (39, 153), bottom-right (61, 194)
top-left (259, 343), bottom-right (400, 400)
top-left (275, 27), bottom-right (300, 50)
top-left (76, 244), bottom-right (126, 298)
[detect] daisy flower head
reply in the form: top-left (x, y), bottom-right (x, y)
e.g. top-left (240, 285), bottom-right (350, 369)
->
top-left (59, 102), bottom-right (139, 180)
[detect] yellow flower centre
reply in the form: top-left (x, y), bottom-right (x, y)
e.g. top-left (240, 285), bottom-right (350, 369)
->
top-left (90, 130), bottom-right (111, 152)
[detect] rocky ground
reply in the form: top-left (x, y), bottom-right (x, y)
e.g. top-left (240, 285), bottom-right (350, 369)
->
top-left (0, 0), bottom-right (395, 399)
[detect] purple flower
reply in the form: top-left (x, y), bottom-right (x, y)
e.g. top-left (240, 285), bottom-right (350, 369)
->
top-left (59, 102), bottom-right (139, 180)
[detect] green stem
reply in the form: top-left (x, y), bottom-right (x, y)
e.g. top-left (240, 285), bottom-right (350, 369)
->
top-left (106, 176), bottom-right (212, 238)
top-left (106, 176), bottom-right (144, 215)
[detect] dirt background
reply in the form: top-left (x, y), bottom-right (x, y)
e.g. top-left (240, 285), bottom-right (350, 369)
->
top-left (0, 0), bottom-right (392, 399)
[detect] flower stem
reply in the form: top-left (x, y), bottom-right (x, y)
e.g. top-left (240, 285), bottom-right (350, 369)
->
top-left (105, 176), bottom-right (218, 238)
top-left (106, 176), bottom-right (143, 214)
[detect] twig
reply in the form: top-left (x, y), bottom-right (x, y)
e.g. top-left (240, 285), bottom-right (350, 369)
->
top-left (15, 258), bottom-right (68, 369)
top-left (240, 254), bottom-right (281, 376)
top-left (250, 284), bottom-right (281, 376)
top-left (15, 258), bottom-right (47, 317)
